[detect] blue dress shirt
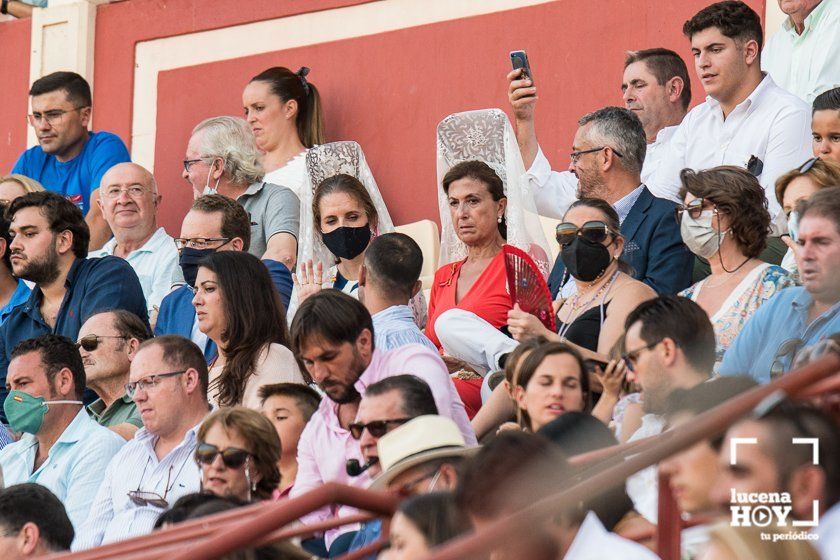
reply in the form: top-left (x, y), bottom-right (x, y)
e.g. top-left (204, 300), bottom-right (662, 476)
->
top-left (372, 305), bottom-right (436, 352)
top-left (719, 287), bottom-right (840, 383)
top-left (0, 257), bottom-right (148, 420)
top-left (0, 408), bottom-right (125, 530)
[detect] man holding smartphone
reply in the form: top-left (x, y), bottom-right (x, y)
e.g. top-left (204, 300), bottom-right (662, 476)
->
top-left (508, 48), bottom-right (691, 217)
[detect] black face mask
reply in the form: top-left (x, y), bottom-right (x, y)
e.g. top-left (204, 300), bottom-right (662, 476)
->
top-left (179, 247), bottom-right (216, 287)
top-left (560, 236), bottom-right (612, 282)
top-left (322, 226), bottom-right (371, 260)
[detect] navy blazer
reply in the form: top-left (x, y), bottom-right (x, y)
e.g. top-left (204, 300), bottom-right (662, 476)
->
top-left (548, 187), bottom-right (693, 297)
top-left (155, 259), bottom-right (294, 362)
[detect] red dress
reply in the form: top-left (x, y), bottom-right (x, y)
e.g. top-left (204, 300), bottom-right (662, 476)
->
top-left (426, 249), bottom-right (512, 417)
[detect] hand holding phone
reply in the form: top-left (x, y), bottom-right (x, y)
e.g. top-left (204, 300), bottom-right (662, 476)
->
top-left (510, 50), bottom-right (534, 84)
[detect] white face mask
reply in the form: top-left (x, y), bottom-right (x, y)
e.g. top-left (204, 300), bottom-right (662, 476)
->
top-left (680, 209), bottom-right (726, 259)
top-left (787, 210), bottom-right (800, 242)
top-left (203, 159), bottom-right (223, 195)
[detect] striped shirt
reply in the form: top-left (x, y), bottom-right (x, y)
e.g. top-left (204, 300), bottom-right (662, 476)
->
top-left (73, 422), bottom-right (203, 550)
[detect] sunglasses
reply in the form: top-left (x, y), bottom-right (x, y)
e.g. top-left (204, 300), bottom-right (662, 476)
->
top-left (76, 334), bottom-right (129, 352)
top-left (195, 443), bottom-right (252, 469)
top-left (620, 340), bottom-right (662, 373)
top-left (555, 221), bottom-right (616, 246)
top-left (770, 338), bottom-right (805, 381)
top-left (798, 157), bottom-right (819, 174)
top-left (348, 418), bottom-right (412, 440)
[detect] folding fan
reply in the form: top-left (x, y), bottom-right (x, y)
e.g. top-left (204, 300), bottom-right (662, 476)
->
top-left (503, 245), bottom-right (556, 332)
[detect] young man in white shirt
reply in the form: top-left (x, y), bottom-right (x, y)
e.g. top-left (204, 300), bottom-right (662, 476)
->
top-left (762, 0), bottom-right (840, 104)
top-left (648, 0), bottom-right (812, 239)
top-left (508, 48), bottom-right (691, 217)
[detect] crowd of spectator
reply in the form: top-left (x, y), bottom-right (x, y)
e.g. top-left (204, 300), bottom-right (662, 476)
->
top-left (0, 1), bottom-right (839, 559)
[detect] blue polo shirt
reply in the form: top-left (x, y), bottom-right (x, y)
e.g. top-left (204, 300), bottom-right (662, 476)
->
top-left (11, 131), bottom-right (131, 215)
top-left (719, 287), bottom-right (840, 383)
top-left (0, 280), bottom-right (31, 325)
top-left (0, 256), bottom-right (148, 420)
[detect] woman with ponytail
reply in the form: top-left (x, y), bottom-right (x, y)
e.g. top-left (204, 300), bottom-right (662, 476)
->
top-left (243, 66), bottom-right (326, 198)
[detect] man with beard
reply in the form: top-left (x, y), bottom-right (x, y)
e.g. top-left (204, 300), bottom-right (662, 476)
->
top-left (0, 192), bottom-right (147, 417)
top-left (620, 295), bottom-right (714, 523)
top-left (543, 107), bottom-right (692, 297)
top-left (289, 290), bottom-right (474, 557)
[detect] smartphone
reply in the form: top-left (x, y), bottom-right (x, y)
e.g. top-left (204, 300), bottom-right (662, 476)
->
top-left (584, 359), bottom-right (609, 374)
top-left (510, 50), bottom-right (534, 84)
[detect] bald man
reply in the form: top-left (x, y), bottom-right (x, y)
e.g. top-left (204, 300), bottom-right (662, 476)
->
top-left (89, 163), bottom-right (179, 321)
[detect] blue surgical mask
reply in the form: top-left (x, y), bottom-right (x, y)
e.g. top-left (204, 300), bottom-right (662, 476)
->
top-left (179, 247), bottom-right (216, 287)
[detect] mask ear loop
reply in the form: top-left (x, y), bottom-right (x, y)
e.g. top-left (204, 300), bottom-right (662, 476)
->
top-left (244, 457), bottom-right (255, 502)
top-left (714, 207), bottom-right (749, 274)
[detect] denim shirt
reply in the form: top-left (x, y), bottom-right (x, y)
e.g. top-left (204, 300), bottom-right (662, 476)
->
top-left (0, 257), bottom-right (148, 420)
top-left (719, 287), bottom-right (840, 383)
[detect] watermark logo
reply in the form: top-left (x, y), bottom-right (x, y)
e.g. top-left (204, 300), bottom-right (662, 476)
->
top-left (728, 437), bottom-right (820, 541)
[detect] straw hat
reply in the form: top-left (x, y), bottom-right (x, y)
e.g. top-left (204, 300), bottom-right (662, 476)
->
top-left (371, 415), bottom-right (478, 489)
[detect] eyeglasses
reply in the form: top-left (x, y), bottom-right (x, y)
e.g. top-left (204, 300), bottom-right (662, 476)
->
top-left (674, 198), bottom-right (715, 223)
top-left (27, 106), bottom-right (88, 127)
top-left (125, 370), bottom-right (186, 399)
top-left (183, 158), bottom-right (208, 173)
top-left (128, 455), bottom-right (190, 509)
top-left (102, 185), bottom-right (154, 200)
top-left (621, 340), bottom-right (662, 373)
top-left (76, 334), bottom-right (129, 352)
top-left (770, 338), bottom-right (805, 380)
top-left (195, 443), bottom-right (252, 469)
top-left (348, 418), bottom-right (412, 440)
top-left (569, 146), bottom-right (624, 165)
top-left (174, 237), bottom-right (231, 251)
top-left (395, 467), bottom-right (442, 498)
top-left (798, 157), bottom-right (819, 174)
top-left (555, 220), bottom-right (617, 246)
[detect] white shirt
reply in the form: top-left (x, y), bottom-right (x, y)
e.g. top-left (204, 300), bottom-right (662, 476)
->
top-left (89, 227), bottom-right (180, 314)
top-left (815, 501), bottom-right (840, 560)
top-left (564, 511), bottom-right (659, 560)
top-left (762, 0), bottom-right (840, 103)
top-left (73, 422), bottom-right (203, 550)
top-left (262, 150), bottom-right (307, 199)
top-left (526, 124), bottom-right (680, 219)
top-left (647, 74), bottom-right (812, 225)
top-left (625, 413), bottom-right (666, 524)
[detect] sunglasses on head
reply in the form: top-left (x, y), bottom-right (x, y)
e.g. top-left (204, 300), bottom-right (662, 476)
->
top-left (195, 443), bottom-right (251, 469)
top-left (348, 418), bottom-right (412, 440)
top-left (555, 221), bottom-right (616, 246)
top-left (76, 334), bottom-right (128, 352)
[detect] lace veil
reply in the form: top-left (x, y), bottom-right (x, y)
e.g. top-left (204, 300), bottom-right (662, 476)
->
top-left (298, 141), bottom-right (395, 272)
top-left (436, 108), bottom-right (551, 277)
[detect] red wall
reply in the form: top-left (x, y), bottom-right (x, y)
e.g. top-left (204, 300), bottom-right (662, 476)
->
top-left (0, 0), bottom-right (767, 232)
top-left (0, 18), bottom-right (31, 173)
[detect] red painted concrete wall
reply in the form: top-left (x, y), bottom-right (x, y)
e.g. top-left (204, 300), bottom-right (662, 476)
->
top-left (0, 0), bottom-right (767, 233)
top-left (0, 18), bottom-right (31, 173)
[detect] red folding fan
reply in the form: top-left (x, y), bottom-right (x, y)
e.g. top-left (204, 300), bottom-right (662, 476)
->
top-left (503, 245), bottom-right (556, 332)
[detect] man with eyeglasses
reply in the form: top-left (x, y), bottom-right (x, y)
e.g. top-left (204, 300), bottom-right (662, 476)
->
top-left (11, 71), bottom-right (130, 250)
top-left (542, 107), bottom-right (692, 297)
top-left (182, 116), bottom-right (299, 271)
top-left (344, 376), bottom-right (440, 556)
top-left (78, 310), bottom-right (151, 440)
top-left (88, 163), bottom-right (179, 323)
top-left (508, 48), bottom-right (691, 216)
top-left (154, 194), bottom-right (293, 361)
top-left (0, 335), bottom-right (125, 534)
top-left (719, 187), bottom-right (840, 382)
top-left (621, 295), bottom-right (715, 523)
top-left (289, 291), bottom-right (474, 556)
top-left (74, 335), bottom-right (209, 550)
top-left (0, 191), bottom-right (148, 420)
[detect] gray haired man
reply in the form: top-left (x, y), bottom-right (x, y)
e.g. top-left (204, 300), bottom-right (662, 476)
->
top-left (182, 116), bottom-right (299, 269)
top-left (547, 107), bottom-right (693, 296)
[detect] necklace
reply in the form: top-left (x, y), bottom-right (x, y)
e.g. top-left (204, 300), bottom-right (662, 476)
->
top-left (557, 270), bottom-right (619, 340)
